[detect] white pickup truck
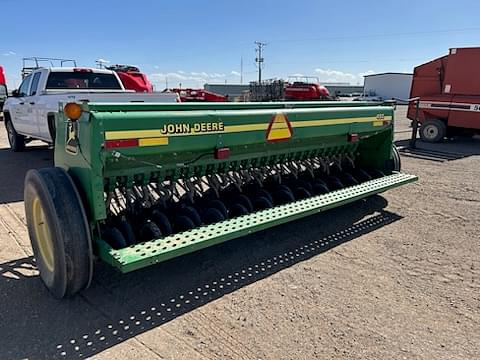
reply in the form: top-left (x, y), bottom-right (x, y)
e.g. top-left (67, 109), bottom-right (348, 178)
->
top-left (3, 67), bottom-right (178, 151)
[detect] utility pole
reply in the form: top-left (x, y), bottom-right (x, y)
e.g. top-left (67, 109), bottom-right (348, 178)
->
top-left (255, 41), bottom-right (266, 83)
top-left (240, 56), bottom-right (243, 84)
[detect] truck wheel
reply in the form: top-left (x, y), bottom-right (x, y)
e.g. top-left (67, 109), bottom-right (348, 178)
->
top-left (420, 119), bottom-right (446, 143)
top-left (47, 115), bottom-right (56, 144)
top-left (4, 115), bottom-right (26, 152)
top-left (24, 167), bottom-right (93, 298)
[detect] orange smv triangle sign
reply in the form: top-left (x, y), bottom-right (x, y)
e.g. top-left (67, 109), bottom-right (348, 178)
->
top-left (266, 113), bottom-right (293, 142)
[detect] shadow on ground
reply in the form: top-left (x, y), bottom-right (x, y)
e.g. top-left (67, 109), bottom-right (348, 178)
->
top-left (0, 195), bottom-right (401, 360)
top-left (395, 136), bottom-right (480, 162)
top-left (0, 146), bottom-right (53, 204)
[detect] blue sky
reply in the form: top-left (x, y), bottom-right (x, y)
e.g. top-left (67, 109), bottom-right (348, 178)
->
top-left (2, 0), bottom-right (480, 88)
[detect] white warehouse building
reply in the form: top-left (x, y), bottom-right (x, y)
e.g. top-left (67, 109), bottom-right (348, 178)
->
top-left (363, 72), bottom-right (413, 103)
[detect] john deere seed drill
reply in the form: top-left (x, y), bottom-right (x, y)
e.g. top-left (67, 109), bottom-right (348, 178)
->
top-left (24, 101), bottom-right (417, 298)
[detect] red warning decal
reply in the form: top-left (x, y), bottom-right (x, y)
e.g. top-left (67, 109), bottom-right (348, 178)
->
top-left (266, 113), bottom-right (293, 142)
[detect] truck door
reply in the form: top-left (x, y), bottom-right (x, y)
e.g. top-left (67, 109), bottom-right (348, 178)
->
top-left (9, 74), bottom-right (33, 135)
top-left (26, 72), bottom-right (46, 138)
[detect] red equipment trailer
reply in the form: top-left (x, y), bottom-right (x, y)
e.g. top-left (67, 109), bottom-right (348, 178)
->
top-left (0, 66), bottom-right (6, 86)
top-left (284, 76), bottom-right (331, 101)
top-left (170, 88), bottom-right (227, 102)
top-left (0, 66), bottom-right (7, 110)
top-left (408, 47), bottom-right (480, 142)
top-left (106, 64), bottom-right (153, 93)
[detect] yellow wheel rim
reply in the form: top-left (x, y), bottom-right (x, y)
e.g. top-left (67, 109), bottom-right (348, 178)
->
top-left (32, 197), bottom-right (55, 272)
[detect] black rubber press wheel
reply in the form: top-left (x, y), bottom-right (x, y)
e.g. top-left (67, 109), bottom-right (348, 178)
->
top-left (24, 167), bottom-right (93, 299)
top-left (103, 227), bottom-right (127, 249)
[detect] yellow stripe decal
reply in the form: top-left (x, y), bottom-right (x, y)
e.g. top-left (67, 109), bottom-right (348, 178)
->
top-left (224, 123), bottom-right (268, 132)
top-left (105, 129), bottom-right (163, 140)
top-left (104, 116), bottom-right (392, 141)
top-left (138, 137), bottom-right (169, 146)
top-left (291, 116), bottom-right (391, 128)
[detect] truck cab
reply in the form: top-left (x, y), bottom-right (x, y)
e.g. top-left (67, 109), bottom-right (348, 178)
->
top-left (3, 65), bottom-right (178, 151)
top-left (4, 67), bottom-right (125, 143)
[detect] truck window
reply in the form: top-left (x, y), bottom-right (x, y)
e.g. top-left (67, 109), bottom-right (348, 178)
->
top-left (29, 72), bottom-right (41, 96)
top-left (18, 74), bottom-right (32, 96)
top-left (46, 72), bottom-right (121, 90)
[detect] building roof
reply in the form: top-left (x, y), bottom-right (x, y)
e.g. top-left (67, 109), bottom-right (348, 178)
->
top-left (363, 72), bottom-right (413, 78)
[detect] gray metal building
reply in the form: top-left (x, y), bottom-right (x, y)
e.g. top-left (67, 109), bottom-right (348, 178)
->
top-left (363, 73), bottom-right (413, 102)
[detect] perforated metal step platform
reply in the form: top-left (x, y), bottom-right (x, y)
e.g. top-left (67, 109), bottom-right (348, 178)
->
top-left (97, 172), bottom-right (418, 272)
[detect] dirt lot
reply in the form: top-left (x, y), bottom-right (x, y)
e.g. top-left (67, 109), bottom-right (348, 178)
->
top-left (0, 106), bottom-right (479, 360)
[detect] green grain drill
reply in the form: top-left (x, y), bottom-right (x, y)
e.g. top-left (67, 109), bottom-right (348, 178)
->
top-left (24, 101), bottom-right (417, 298)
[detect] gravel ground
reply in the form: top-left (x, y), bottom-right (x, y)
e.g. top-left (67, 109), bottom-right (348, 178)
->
top-left (0, 105), bottom-right (478, 360)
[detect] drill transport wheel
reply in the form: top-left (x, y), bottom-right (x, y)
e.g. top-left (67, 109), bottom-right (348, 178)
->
top-left (24, 167), bottom-right (93, 299)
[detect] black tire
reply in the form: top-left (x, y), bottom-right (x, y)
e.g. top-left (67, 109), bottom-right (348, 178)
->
top-left (391, 144), bottom-right (401, 172)
top-left (229, 203), bottom-right (249, 217)
top-left (201, 207), bottom-right (225, 225)
top-left (206, 199), bottom-right (228, 219)
top-left (47, 115), bottom-right (56, 144)
top-left (232, 194), bottom-right (253, 213)
top-left (420, 119), bottom-right (446, 143)
top-left (311, 178), bottom-right (328, 188)
top-left (24, 167), bottom-right (93, 299)
top-left (139, 221), bottom-right (162, 242)
top-left (255, 189), bottom-right (274, 204)
top-left (151, 210), bottom-right (173, 236)
top-left (292, 179), bottom-right (313, 193)
top-left (273, 188), bottom-right (295, 205)
top-left (312, 182), bottom-right (330, 195)
top-left (339, 173), bottom-right (359, 187)
top-left (352, 169), bottom-right (372, 183)
top-left (116, 219), bottom-right (136, 246)
top-left (103, 227), bottom-right (128, 249)
top-left (177, 206), bottom-right (202, 227)
top-left (326, 176), bottom-right (344, 190)
top-left (252, 196), bottom-right (273, 211)
top-left (174, 215), bottom-right (196, 232)
top-left (4, 115), bottom-right (25, 152)
top-left (293, 187), bottom-right (311, 200)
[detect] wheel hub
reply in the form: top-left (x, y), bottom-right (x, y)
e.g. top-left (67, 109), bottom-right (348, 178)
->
top-left (32, 198), bottom-right (55, 272)
top-left (423, 124), bottom-right (439, 139)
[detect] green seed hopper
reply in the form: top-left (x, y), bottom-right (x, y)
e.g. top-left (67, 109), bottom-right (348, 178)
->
top-left (24, 101), bottom-right (417, 298)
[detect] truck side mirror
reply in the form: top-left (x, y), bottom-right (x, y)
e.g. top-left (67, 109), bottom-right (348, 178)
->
top-left (11, 89), bottom-right (19, 97)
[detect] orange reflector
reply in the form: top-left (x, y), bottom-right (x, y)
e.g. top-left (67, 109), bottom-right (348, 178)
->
top-left (64, 103), bottom-right (83, 121)
top-left (266, 113), bottom-right (293, 142)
